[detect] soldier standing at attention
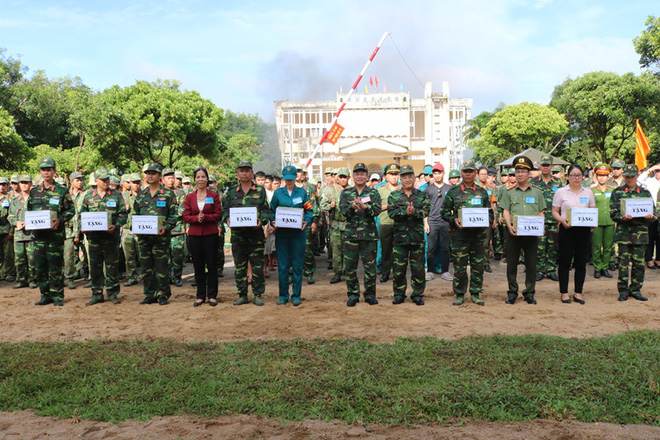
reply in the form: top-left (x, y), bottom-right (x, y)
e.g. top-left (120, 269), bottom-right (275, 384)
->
top-left (80, 169), bottom-right (128, 305)
top-left (0, 177), bottom-right (15, 283)
top-left (608, 159), bottom-right (625, 187)
top-left (133, 163), bottom-right (178, 305)
top-left (222, 160), bottom-right (271, 306)
top-left (295, 164), bottom-right (319, 285)
top-left (610, 164), bottom-right (656, 302)
top-left (320, 167), bottom-right (350, 284)
top-left (377, 163), bottom-right (400, 283)
top-left (339, 163), bottom-right (382, 307)
top-left (500, 156), bottom-right (546, 305)
top-left (122, 173), bottom-right (142, 287)
top-left (388, 165), bottom-right (429, 305)
top-left (440, 160), bottom-right (493, 306)
top-left (8, 175), bottom-right (35, 289)
top-left (64, 171), bottom-right (85, 289)
top-left (162, 168), bottom-right (186, 287)
top-left (29, 157), bottom-right (75, 306)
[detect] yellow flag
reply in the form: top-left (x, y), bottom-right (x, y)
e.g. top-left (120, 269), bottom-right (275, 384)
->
top-left (635, 119), bottom-right (651, 170)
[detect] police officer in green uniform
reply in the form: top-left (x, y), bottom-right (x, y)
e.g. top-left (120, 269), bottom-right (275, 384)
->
top-left (8, 175), bottom-right (35, 289)
top-left (339, 163), bottom-right (382, 306)
top-left (133, 163), bottom-right (178, 305)
top-left (320, 167), bottom-right (350, 284)
top-left (610, 164), bottom-right (656, 301)
top-left (0, 177), bottom-right (15, 282)
top-left (222, 160), bottom-right (271, 306)
top-left (29, 157), bottom-right (75, 306)
top-left (591, 163), bottom-right (616, 279)
top-left (500, 155), bottom-right (546, 305)
top-left (162, 168), bottom-right (186, 287)
top-left (80, 168), bottom-right (128, 305)
top-left (441, 160), bottom-right (493, 306)
top-left (387, 165), bottom-right (429, 305)
top-left (530, 154), bottom-right (562, 282)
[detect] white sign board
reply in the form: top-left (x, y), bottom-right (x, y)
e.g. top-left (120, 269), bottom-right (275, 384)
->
top-left (275, 207), bottom-right (304, 229)
top-left (229, 207), bottom-right (258, 227)
top-left (132, 215), bottom-right (161, 235)
top-left (567, 207), bottom-right (598, 227)
top-left (515, 216), bottom-right (545, 236)
top-left (81, 212), bottom-right (110, 232)
top-left (622, 198), bottom-right (654, 218)
top-left (459, 208), bottom-right (489, 228)
top-left (25, 210), bottom-right (53, 231)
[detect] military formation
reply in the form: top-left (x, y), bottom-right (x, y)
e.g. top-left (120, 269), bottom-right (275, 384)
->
top-left (0, 154), bottom-right (657, 307)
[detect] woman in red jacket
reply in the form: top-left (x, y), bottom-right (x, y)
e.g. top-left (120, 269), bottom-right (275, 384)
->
top-left (183, 167), bottom-right (222, 306)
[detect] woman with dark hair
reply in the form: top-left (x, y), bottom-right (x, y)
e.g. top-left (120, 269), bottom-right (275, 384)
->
top-left (183, 167), bottom-right (222, 306)
top-left (551, 164), bottom-right (596, 304)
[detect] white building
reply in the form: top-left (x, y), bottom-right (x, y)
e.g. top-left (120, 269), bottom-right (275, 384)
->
top-left (273, 81), bottom-right (472, 178)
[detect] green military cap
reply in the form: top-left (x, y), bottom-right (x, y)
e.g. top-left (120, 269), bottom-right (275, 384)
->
top-left (295, 162), bottom-right (307, 172)
top-left (55, 177), bottom-right (66, 185)
top-left (144, 163), bottom-right (163, 173)
top-left (0, 177), bottom-right (8, 184)
top-left (337, 167), bottom-right (350, 177)
top-left (540, 154), bottom-right (553, 165)
top-left (309, 177), bottom-right (320, 185)
top-left (95, 168), bottom-right (110, 180)
top-left (39, 156), bottom-right (56, 169)
top-left (182, 177), bottom-right (191, 184)
top-left (353, 162), bottom-right (368, 172)
top-left (162, 167), bottom-right (175, 176)
top-left (109, 175), bottom-right (121, 186)
top-left (551, 165), bottom-right (563, 173)
top-left (70, 171), bottom-right (84, 180)
top-left (142, 163), bottom-right (149, 172)
top-left (10, 174), bottom-right (19, 183)
top-left (129, 173), bottom-right (142, 182)
top-left (622, 164), bottom-right (639, 176)
top-left (461, 160), bottom-right (477, 171)
top-left (208, 173), bottom-right (218, 183)
top-left (384, 163), bottom-right (400, 174)
top-left (448, 170), bottom-right (460, 178)
top-left (237, 159), bottom-right (253, 169)
top-left (120, 173), bottom-right (130, 181)
top-left (88, 173), bottom-right (97, 186)
top-left (513, 155), bottom-right (533, 170)
top-left (611, 158), bottom-right (625, 169)
top-left (19, 174), bottom-right (31, 182)
top-left (324, 167), bottom-right (334, 175)
top-left (532, 161), bottom-right (540, 170)
top-left (399, 164), bottom-right (415, 175)
top-left (175, 171), bottom-right (184, 179)
top-left (508, 167), bottom-right (516, 175)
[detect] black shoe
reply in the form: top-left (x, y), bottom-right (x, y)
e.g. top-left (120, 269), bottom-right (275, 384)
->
top-left (493, 254), bottom-right (502, 261)
top-left (561, 294), bottom-right (571, 304)
top-left (631, 293), bottom-right (648, 301)
top-left (392, 297), bottom-right (405, 305)
top-left (174, 280), bottom-right (183, 287)
top-left (609, 264), bottom-right (617, 271)
top-left (601, 270), bottom-right (613, 278)
top-left (536, 273), bottom-right (544, 281)
top-left (365, 297), bottom-right (379, 305)
top-left (484, 265), bottom-right (492, 273)
top-left (380, 274), bottom-right (389, 283)
top-left (330, 274), bottom-right (342, 284)
top-left (594, 270), bottom-right (601, 279)
top-left (573, 295), bottom-right (585, 305)
top-left (525, 297), bottom-right (537, 305)
top-left (13, 283), bottom-right (28, 289)
top-left (140, 296), bottom-right (157, 305)
top-left (53, 299), bottom-right (63, 306)
top-left (549, 273), bottom-right (559, 282)
top-left (158, 296), bottom-right (169, 305)
top-left (618, 294), bottom-right (628, 302)
top-left (35, 296), bottom-right (53, 306)
top-left (191, 281), bottom-right (197, 287)
top-left (327, 263), bottom-right (333, 270)
top-left (505, 297), bottom-right (516, 305)
top-left (347, 298), bottom-right (358, 307)
top-left (209, 299), bottom-right (218, 307)
top-left (412, 297), bottom-right (425, 306)
top-left (194, 300), bottom-right (204, 307)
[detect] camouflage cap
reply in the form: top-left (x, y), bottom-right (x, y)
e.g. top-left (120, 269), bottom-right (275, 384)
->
top-left (55, 177), bottom-right (66, 185)
top-left (622, 164), bottom-right (639, 176)
top-left (88, 174), bottom-right (97, 186)
top-left (353, 163), bottom-right (368, 173)
top-left (540, 154), bottom-right (553, 165)
top-left (337, 167), bottom-right (350, 177)
top-left (175, 171), bottom-right (184, 179)
top-left (162, 167), bottom-right (175, 176)
top-left (594, 163), bottom-right (612, 175)
top-left (399, 164), bottom-right (415, 175)
top-left (513, 155), bottom-right (533, 170)
top-left (19, 174), bottom-right (31, 182)
top-left (448, 170), bottom-right (460, 178)
top-left (384, 163), bottom-right (400, 174)
top-left (532, 161), bottom-right (540, 170)
top-left (70, 171), bottom-right (84, 180)
top-left (237, 159), bottom-right (253, 169)
top-left (39, 156), bottom-right (56, 169)
top-left (551, 165), bottom-right (563, 173)
top-left (208, 173), bottom-right (218, 183)
top-left (0, 177), bottom-right (8, 184)
top-left (309, 177), bottom-right (320, 185)
top-left (182, 177), bottom-right (191, 184)
top-left (461, 160), bottom-right (477, 171)
top-left (95, 168), bottom-right (110, 180)
top-left (109, 175), bottom-right (121, 186)
top-left (508, 167), bottom-right (516, 175)
top-left (611, 158), bottom-right (625, 169)
top-left (10, 174), bottom-right (19, 183)
top-left (144, 163), bottom-right (163, 173)
top-left (121, 173), bottom-right (130, 181)
top-left (324, 167), bottom-right (334, 175)
top-left (129, 173), bottom-right (142, 182)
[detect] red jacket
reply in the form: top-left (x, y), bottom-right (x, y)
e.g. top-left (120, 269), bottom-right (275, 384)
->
top-left (183, 190), bottom-right (222, 236)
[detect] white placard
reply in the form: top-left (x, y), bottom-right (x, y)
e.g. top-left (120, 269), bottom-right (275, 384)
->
top-left (515, 216), bottom-right (545, 236)
top-left (132, 215), bottom-right (161, 235)
top-left (567, 207), bottom-right (598, 227)
top-left (275, 207), bottom-right (304, 229)
top-left (25, 210), bottom-right (53, 231)
top-left (229, 207), bottom-right (258, 227)
top-left (460, 208), bottom-right (489, 228)
top-left (81, 212), bottom-right (110, 232)
top-left (622, 198), bottom-right (654, 218)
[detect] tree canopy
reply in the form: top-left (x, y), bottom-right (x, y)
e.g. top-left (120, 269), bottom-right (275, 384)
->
top-left (634, 15), bottom-right (660, 75)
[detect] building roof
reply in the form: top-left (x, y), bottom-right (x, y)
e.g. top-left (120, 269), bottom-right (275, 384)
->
top-left (495, 148), bottom-right (570, 167)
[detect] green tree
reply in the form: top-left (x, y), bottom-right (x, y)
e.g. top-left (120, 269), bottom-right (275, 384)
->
top-left (634, 15), bottom-right (660, 74)
top-left (0, 107), bottom-right (33, 171)
top-left (0, 48), bottom-right (28, 113)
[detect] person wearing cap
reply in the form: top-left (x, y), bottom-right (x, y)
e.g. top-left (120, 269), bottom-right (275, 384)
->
top-left (0, 177), bottom-right (15, 283)
top-left (79, 168), bottom-right (128, 305)
top-left (64, 171), bottom-right (85, 289)
top-left (8, 175), bottom-right (35, 289)
top-left (477, 167), bottom-right (498, 273)
top-left (268, 165), bottom-right (314, 306)
top-left (208, 173), bottom-right (226, 278)
top-left (222, 159), bottom-right (271, 306)
top-left (120, 174), bottom-right (131, 192)
top-left (320, 167), bottom-right (351, 284)
top-left (122, 173), bottom-right (142, 287)
top-left (551, 165), bottom-right (565, 185)
top-left (339, 163), bottom-right (383, 306)
top-left (591, 164), bottom-right (616, 279)
top-left (387, 165), bottom-right (430, 305)
top-left (133, 163), bottom-right (179, 305)
top-left (530, 154), bottom-right (562, 282)
top-left (609, 164), bottom-right (657, 302)
top-left (499, 155), bottom-right (546, 305)
top-left (369, 173), bottom-right (381, 187)
top-left (318, 168), bottom-right (335, 269)
top-left (447, 170), bottom-right (461, 186)
top-left (440, 160), bottom-right (493, 306)
top-left (377, 163), bottom-right (400, 283)
top-left (162, 168), bottom-right (187, 287)
top-left (9, 175), bottom-right (20, 196)
top-left (636, 163), bottom-right (660, 269)
top-left (182, 176), bottom-right (192, 193)
top-left (608, 158), bottom-right (625, 187)
top-left (495, 168), bottom-right (517, 258)
top-left (417, 165), bottom-right (434, 192)
top-left (174, 171), bottom-right (184, 188)
top-left (424, 163), bottom-right (453, 282)
top-left (28, 157), bottom-right (75, 306)
top-left (530, 162), bottom-right (541, 179)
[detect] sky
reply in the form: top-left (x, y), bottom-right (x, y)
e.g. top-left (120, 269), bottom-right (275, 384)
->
top-left (0, 0), bottom-right (657, 122)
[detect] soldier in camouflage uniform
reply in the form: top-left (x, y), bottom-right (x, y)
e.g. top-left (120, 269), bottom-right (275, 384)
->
top-left (610, 164), bottom-right (656, 302)
top-left (28, 157), bottom-right (75, 306)
top-left (387, 165), bottom-right (429, 305)
top-left (9, 175), bottom-right (19, 197)
top-left (339, 163), bottom-right (382, 306)
top-left (530, 154), bottom-right (562, 281)
top-left (296, 164), bottom-right (319, 284)
top-left (122, 174), bottom-right (142, 286)
top-left (222, 160), bottom-right (271, 306)
top-left (0, 177), bottom-right (16, 282)
top-left (320, 167), bottom-right (350, 284)
top-left (441, 160), bottom-right (494, 306)
top-left (208, 174), bottom-right (225, 277)
top-left (80, 169), bottom-right (128, 305)
top-left (8, 175), bottom-right (35, 288)
top-left (64, 171), bottom-right (85, 289)
top-left (133, 163), bottom-right (179, 305)
top-left (162, 168), bottom-right (186, 287)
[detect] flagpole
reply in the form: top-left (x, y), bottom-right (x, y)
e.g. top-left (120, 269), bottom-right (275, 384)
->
top-left (305, 32), bottom-right (390, 168)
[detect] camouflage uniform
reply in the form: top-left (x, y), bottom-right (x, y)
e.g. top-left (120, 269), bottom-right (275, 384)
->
top-left (387, 182), bottom-right (429, 302)
top-left (169, 187), bottom-right (186, 285)
top-left (8, 190), bottom-right (35, 286)
top-left (121, 187), bottom-right (140, 284)
top-left (64, 188), bottom-right (85, 285)
top-left (302, 182), bottom-right (319, 279)
top-left (530, 174), bottom-right (562, 278)
top-left (80, 181), bottom-right (128, 303)
top-left (339, 176), bottom-right (382, 302)
top-left (0, 188), bottom-right (15, 281)
top-left (320, 181), bottom-right (348, 281)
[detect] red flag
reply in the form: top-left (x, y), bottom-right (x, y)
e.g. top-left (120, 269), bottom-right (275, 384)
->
top-left (375, 76), bottom-right (379, 88)
top-left (635, 119), bottom-right (651, 170)
top-left (369, 76), bottom-right (373, 87)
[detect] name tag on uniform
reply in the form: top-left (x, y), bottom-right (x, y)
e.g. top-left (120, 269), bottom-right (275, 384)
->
top-left (1, 201), bottom-right (9, 207)
top-left (605, 192), bottom-right (612, 198)
top-left (579, 197), bottom-right (588, 204)
top-left (360, 196), bottom-right (371, 203)
top-left (471, 198), bottom-right (481, 206)
top-left (156, 200), bottom-right (166, 207)
top-left (487, 190), bottom-right (492, 196)
top-left (49, 197), bottom-right (60, 205)
top-left (552, 186), bottom-right (559, 192)
top-left (205, 197), bottom-right (213, 204)
top-left (106, 200), bottom-right (117, 208)
top-left (292, 197), bottom-right (303, 205)
top-left (525, 196), bottom-right (535, 203)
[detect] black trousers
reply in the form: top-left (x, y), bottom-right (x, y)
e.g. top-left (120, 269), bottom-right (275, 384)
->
top-left (645, 219), bottom-right (660, 263)
top-left (505, 230), bottom-right (538, 298)
top-left (427, 222), bottom-right (450, 273)
top-left (189, 234), bottom-right (219, 300)
top-left (558, 225), bottom-right (591, 294)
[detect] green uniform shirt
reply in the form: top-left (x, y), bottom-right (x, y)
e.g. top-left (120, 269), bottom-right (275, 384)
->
top-left (320, 184), bottom-right (347, 230)
top-left (122, 190), bottom-right (139, 230)
top-left (222, 183), bottom-right (270, 244)
top-left (171, 187), bottom-right (186, 235)
top-left (610, 185), bottom-right (656, 245)
top-left (303, 183), bottom-right (320, 223)
top-left (0, 193), bottom-right (11, 234)
top-left (377, 185), bottom-right (397, 225)
top-left (530, 175), bottom-right (562, 223)
top-left (8, 194), bottom-right (32, 242)
top-left (132, 185), bottom-right (178, 233)
top-left (387, 187), bottom-right (429, 244)
top-left (80, 188), bottom-right (128, 241)
top-left (339, 185), bottom-right (382, 241)
top-left (68, 190), bottom-right (85, 237)
top-left (591, 184), bottom-right (616, 226)
top-left (27, 181), bottom-right (75, 237)
top-left (499, 184), bottom-right (547, 216)
top-left (441, 183), bottom-right (494, 226)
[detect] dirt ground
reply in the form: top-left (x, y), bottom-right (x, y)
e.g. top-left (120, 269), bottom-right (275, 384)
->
top-left (2, 254), bottom-right (660, 438)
